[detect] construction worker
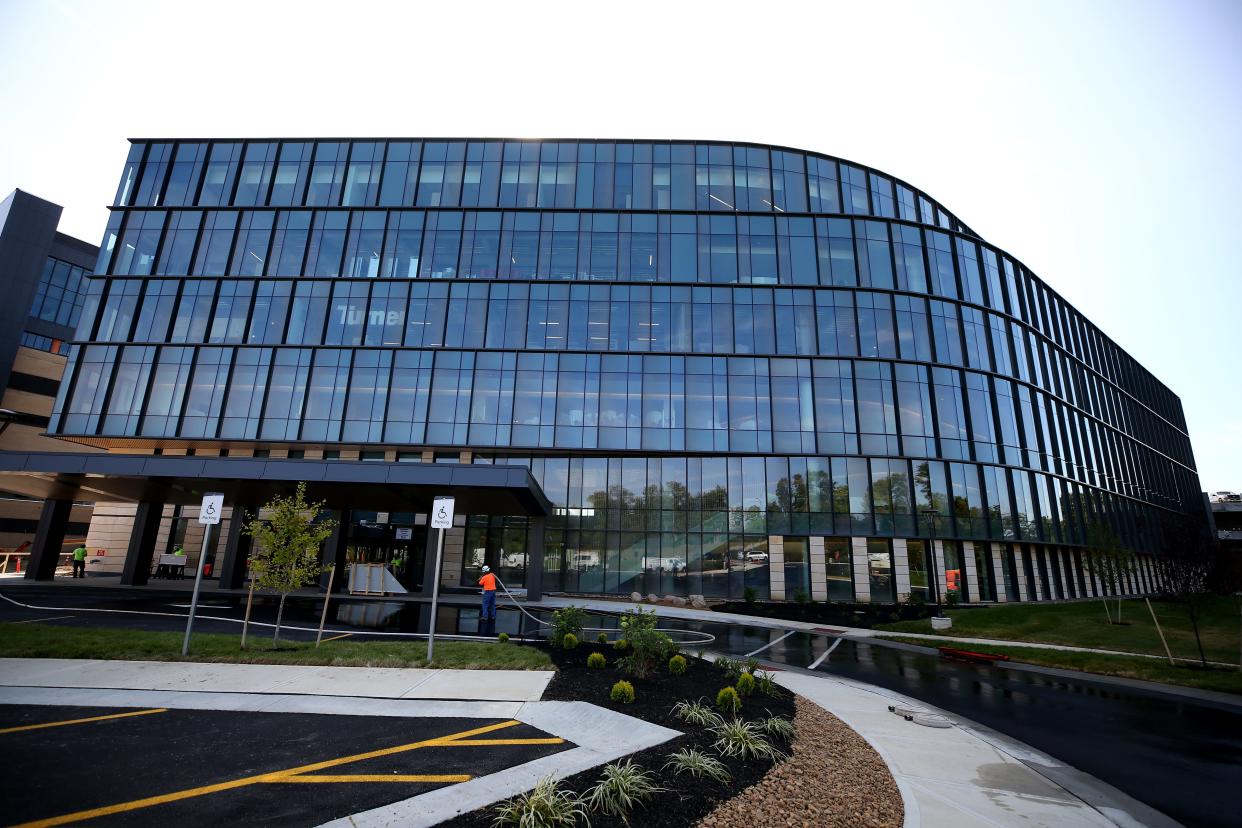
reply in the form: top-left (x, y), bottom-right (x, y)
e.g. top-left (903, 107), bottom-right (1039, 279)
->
top-left (479, 564), bottom-right (498, 628)
top-left (71, 544), bottom-right (88, 578)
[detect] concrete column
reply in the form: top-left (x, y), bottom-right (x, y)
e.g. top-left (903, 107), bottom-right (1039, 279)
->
top-left (767, 535), bottom-right (785, 601)
top-left (1013, 545), bottom-right (1030, 602)
top-left (120, 502), bottom-right (163, 586)
top-left (808, 536), bottom-right (827, 601)
top-left (1032, 548), bottom-right (1050, 600)
top-left (1047, 548), bottom-right (1062, 599)
top-left (1060, 549), bottom-right (1076, 598)
top-left (851, 537), bottom-right (870, 602)
top-left (892, 538), bottom-right (911, 602)
top-left (990, 543), bottom-right (1009, 602)
top-left (932, 540), bottom-right (948, 600)
top-left (962, 541), bottom-right (982, 602)
top-left (25, 498), bottom-right (73, 581)
top-left (217, 503), bottom-right (256, 590)
top-left (527, 516), bottom-right (544, 602)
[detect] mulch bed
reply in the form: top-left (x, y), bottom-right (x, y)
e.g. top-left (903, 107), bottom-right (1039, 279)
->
top-left (441, 642), bottom-right (794, 828)
top-left (441, 641), bottom-right (903, 827)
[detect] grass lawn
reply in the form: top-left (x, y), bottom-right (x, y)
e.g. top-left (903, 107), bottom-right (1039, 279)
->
top-left (876, 596), bottom-right (1242, 665)
top-left (0, 623), bottom-right (552, 670)
top-left (879, 634), bottom-right (1242, 696)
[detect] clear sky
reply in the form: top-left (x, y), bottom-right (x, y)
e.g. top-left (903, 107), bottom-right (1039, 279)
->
top-left (1, 0), bottom-right (1238, 491)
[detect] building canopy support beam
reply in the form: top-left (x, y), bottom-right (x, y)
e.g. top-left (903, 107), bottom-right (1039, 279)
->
top-left (24, 498), bottom-right (72, 581)
top-left (120, 502), bottom-right (163, 587)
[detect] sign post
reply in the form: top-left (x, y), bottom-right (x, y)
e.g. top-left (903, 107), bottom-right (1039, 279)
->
top-left (426, 496), bottom-right (455, 663)
top-left (182, 492), bottom-right (223, 656)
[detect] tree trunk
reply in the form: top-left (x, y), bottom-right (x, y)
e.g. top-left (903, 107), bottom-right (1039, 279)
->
top-left (1116, 597), bottom-right (1122, 623)
top-left (274, 593), bottom-right (286, 644)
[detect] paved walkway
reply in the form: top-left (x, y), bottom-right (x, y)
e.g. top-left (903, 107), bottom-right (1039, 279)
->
top-left (0, 657), bottom-right (553, 701)
top-left (533, 594), bottom-right (1230, 667)
top-left (774, 669), bottom-right (1178, 828)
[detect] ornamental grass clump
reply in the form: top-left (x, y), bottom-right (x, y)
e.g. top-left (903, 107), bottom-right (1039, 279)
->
top-left (671, 699), bottom-right (724, 728)
top-left (663, 748), bottom-right (731, 784)
top-left (587, 651), bottom-right (606, 669)
top-left (715, 655), bottom-right (743, 678)
top-left (753, 669), bottom-right (780, 697)
top-left (585, 759), bottom-right (663, 825)
top-left (562, 632), bottom-right (578, 650)
top-left (736, 671), bottom-right (756, 696)
top-left (759, 715), bottom-right (796, 741)
top-left (715, 685), bottom-right (741, 717)
top-left (668, 654), bottom-right (687, 675)
top-left (610, 679), bottom-right (635, 704)
top-left (711, 718), bottom-right (786, 762)
top-left (492, 774), bottom-right (588, 828)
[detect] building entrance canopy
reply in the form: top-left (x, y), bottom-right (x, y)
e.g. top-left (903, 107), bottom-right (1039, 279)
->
top-left (0, 452), bottom-right (551, 516)
top-left (0, 451), bottom-right (551, 596)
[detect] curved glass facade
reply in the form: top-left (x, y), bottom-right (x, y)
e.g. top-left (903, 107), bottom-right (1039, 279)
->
top-left (51, 138), bottom-right (1201, 602)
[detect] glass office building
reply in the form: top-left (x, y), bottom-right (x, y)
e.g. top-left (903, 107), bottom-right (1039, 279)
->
top-left (48, 138), bottom-right (1202, 603)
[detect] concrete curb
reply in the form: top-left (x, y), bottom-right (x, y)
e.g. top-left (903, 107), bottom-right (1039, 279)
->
top-left (325, 700), bottom-right (681, 828)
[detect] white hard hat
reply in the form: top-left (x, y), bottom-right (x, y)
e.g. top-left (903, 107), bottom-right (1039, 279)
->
top-left (481, 565), bottom-right (490, 573)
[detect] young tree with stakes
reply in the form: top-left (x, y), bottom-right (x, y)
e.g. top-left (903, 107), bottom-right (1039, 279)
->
top-left (243, 483), bottom-right (336, 644)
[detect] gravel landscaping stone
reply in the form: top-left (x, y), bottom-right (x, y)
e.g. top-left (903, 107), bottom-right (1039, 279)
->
top-left (697, 696), bottom-right (903, 828)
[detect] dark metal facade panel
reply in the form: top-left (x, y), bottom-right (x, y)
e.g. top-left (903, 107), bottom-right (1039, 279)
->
top-left (0, 451), bottom-right (551, 516)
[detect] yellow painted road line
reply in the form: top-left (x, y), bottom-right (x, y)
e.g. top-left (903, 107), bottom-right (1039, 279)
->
top-left (445, 737), bottom-right (564, 746)
top-left (0, 708), bottom-right (166, 736)
top-left (13, 719), bottom-right (524, 828)
top-left (319, 632), bottom-right (353, 642)
top-left (270, 774), bottom-right (472, 783)
top-left (12, 615), bottom-right (75, 624)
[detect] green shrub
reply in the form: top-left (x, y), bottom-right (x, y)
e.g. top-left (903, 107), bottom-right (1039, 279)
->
top-left (715, 686), bottom-right (741, 716)
top-left (616, 608), bottom-right (674, 678)
top-left (497, 632), bottom-right (510, 643)
top-left (492, 774), bottom-right (588, 827)
top-left (612, 638), bottom-right (629, 651)
top-left (663, 748), bottom-right (730, 783)
top-left (585, 759), bottom-right (662, 824)
top-left (671, 699), bottom-right (723, 728)
top-left (945, 589), bottom-right (960, 606)
top-left (793, 588), bottom-right (810, 604)
top-left (597, 632), bottom-right (609, 644)
top-left (710, 718), bottom-right (785, 761)
top-left (550, 606), bottom-right (587, 643)
top-left (745, 656), bottom-right (761, 673)
top-left (714, 655), bottom-right (743, 678)
top-left (668, 654), bottom-right (687, 675)
top-left (743, 586), bottom-right (758, 603)
top-left (587, 651), bottom-right (606, 669)
top-left (562, 632), bottom-right (578, 650)
top-left (610, 680), bottom-right (635, 704)
top-left (736, 671), bottom-right (755, 696)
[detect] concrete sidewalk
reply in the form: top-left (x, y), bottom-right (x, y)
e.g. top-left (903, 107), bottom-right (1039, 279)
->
top-left (774, 669), bottom-right (1178, 828)
top-left (0, 657), bottom-right (553, 702)
top-left (534, 594), bottom-right (1232, 668)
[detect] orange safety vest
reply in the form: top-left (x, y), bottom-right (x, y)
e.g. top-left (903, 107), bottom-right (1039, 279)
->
top-left (479, 572), bottom-right (497, 592)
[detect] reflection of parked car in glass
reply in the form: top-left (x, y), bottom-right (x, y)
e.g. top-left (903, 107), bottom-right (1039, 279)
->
top-left (746, 551), bottom-right (769, 564)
